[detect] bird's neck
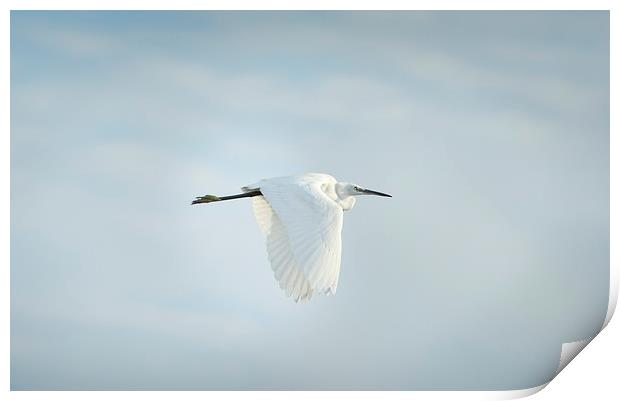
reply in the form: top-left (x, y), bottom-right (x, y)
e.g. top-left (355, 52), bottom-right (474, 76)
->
top-left (339, 196), bottom-right (356, 211)
top-left (334, 182), bottom-right (356, 211)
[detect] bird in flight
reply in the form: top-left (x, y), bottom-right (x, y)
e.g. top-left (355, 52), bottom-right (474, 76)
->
top-left (192, 173), bottom-right (391, 302)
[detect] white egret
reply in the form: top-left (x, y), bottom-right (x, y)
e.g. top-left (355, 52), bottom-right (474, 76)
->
top-left (192, 173), bottom-right (391, 302)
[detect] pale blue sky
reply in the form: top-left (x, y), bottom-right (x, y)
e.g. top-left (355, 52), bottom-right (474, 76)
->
top-left (11, 11), bottom-right (609, 390)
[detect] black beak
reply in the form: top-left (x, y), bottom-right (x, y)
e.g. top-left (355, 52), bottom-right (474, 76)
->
top-left (361, 188), bottom-right (392, 197)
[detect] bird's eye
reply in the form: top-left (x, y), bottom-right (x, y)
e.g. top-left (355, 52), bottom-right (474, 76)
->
top-left (354, 186), bottom-right (361, 191)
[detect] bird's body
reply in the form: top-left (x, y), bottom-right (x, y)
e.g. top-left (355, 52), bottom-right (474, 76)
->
top-left (192, 173), bottom-right (391, 302)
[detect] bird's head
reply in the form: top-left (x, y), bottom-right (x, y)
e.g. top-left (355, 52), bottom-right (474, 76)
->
top-left (337, 182), bottom-right (392, 198)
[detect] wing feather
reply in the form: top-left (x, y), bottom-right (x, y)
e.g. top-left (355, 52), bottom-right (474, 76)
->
top-left (251, 196), bottom-right (315, 301)
top-left (250, 176), bottom-right (344, 297)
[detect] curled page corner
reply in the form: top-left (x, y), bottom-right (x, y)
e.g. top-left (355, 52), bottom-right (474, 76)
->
top-left (488, 339), bottom-right (593, 401)
top-left (603, 262), bottom-right (619, 328)
top-left (556, 338), bottom-right (593, 375)
top-left (492, 383), bottom-right (548, 400)
top-left (494, 271), bottom-right (616, 400)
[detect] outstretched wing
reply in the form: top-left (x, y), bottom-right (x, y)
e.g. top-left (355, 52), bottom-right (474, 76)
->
top-left (249, 177), bottom-right (343, 299)
top-left (251, 196), bottom-right (314, 302)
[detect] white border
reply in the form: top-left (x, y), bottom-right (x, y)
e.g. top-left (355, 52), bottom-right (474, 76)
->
top-left (2, 1), bottom-right (617, 400)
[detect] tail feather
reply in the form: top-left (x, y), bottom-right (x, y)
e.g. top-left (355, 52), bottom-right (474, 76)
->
top-left (241, 185), bottom-right (259, 193)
